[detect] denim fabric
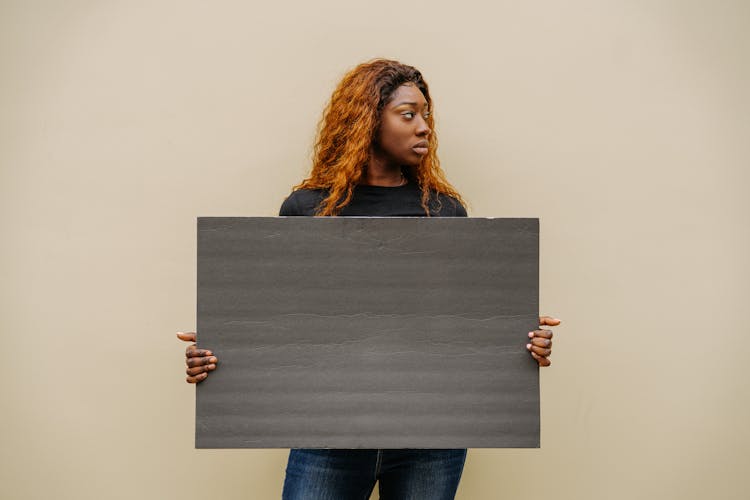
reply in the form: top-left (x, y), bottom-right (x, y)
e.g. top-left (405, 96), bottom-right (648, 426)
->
top-left (282, 448), bottom-right (467, 500)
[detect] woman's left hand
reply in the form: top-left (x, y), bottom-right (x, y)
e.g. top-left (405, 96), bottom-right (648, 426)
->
top-left (527, 316), bottom-right (560, 367)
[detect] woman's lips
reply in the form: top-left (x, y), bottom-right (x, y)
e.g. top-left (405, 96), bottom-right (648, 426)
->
top-left (412, 142), bottom-right (429, 155)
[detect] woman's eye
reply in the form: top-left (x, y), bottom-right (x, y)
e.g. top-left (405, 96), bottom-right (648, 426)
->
top-left (402, 112), bottom-right (430, 120)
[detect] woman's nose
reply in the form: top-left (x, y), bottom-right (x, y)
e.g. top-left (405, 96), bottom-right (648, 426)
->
top-left (416, 116), bottom-right (431, 136)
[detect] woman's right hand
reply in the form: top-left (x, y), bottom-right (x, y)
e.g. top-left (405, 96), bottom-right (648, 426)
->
top-left (176, 331), bottom-right (218, 383)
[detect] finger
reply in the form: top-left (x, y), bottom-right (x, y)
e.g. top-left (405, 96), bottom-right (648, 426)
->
top-left (186, 372), bottom-right (209, 384)
top-left (539, 316), bottom-right (561, 326)
top-left (531, 351), bottom-right (551, 367)
top-left (186, 346), bottom-right (213, 357)
top-left (527, 344), bottom-right (551, 357)
top-left (187, 356), bottom-right (218, 368)
top-left (187, 363), bottom-right (216, 376)
top-left (177, 331), bottom-right (196, 342)
top-left (531, 337), bottom-right (552, 348)
top-left (529, 329), bottom-right (553, 340)
top-left (186, 356), bottom-right (217, 368)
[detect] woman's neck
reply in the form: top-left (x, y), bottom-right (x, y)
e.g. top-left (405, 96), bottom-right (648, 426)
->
top-left (361, 155), bottom-right (406, 187)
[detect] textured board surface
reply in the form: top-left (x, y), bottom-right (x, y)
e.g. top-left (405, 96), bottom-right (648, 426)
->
top-left (196, 217), bottom-right (539, 449)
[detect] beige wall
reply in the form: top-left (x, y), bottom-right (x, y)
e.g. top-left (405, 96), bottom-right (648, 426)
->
top-left (1, 1), bottom-right (748, 499)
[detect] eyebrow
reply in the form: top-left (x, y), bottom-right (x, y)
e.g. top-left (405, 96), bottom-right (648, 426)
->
top-left (393, 101), bottom-right (429, 109)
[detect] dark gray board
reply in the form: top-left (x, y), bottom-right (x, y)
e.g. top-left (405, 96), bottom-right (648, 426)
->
top-left (196, 217), bottom-right (539, 449)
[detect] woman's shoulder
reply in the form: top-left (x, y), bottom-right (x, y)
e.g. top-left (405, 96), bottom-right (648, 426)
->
top-left (278, 188), bottom-right (327, 216)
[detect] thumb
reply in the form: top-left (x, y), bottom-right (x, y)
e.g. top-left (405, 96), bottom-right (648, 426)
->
top-left (538, 316), bottom-right (561, 326)
top-left (176, 331), bottom-right (196, 342)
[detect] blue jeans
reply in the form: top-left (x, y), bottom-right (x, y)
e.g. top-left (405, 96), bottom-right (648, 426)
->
top-left (281, 448), bottom-right (467, 500)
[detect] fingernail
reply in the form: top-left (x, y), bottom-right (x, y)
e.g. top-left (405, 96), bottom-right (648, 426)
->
top-left (209, 357), bottom-right (217, 363)
top-left (528, 332), bottom-right (534, 338)
top-left (526, 343), bottom-right (531, 349)
top-left (208, 364), bottom-right (216, 369)
top-left (206, 351), bottom-right (212, 355)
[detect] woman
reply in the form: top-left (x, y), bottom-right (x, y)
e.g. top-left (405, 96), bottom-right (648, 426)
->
top-left (177, 58), bottom-right (559, 499)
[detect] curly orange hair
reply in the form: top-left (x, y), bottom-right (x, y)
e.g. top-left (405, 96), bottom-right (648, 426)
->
top-left (294, 58), bottom-right (465, 216)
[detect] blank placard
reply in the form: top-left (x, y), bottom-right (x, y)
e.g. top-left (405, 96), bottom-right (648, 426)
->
top-left (196, 217), bottom-right (539, 448)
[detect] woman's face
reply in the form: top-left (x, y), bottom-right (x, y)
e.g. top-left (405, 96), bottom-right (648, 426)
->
top-left (373, 83), bottom-right (431, 168)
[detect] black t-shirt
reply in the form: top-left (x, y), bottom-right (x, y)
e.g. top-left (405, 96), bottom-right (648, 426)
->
top-left (278, 181), bottom-right (467, 217)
